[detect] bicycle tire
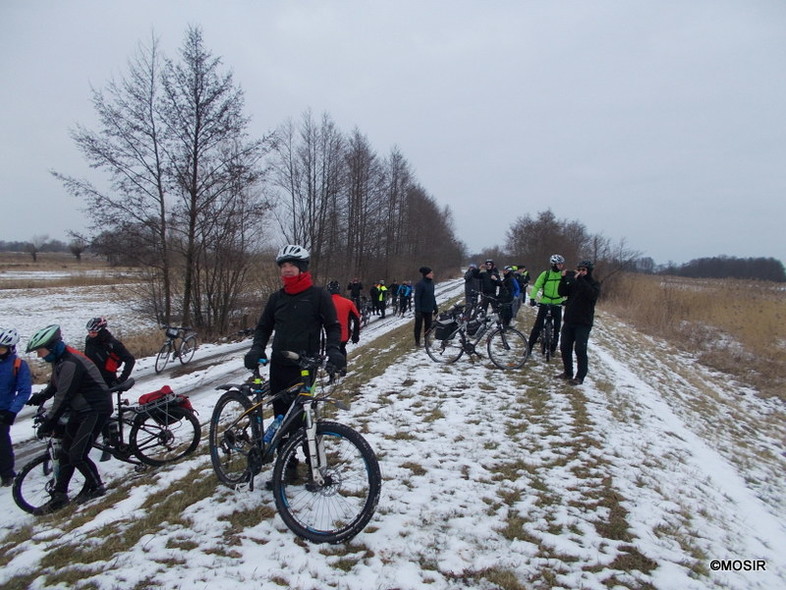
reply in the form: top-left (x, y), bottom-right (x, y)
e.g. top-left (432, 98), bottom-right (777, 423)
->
top-left (12, 452), bottom-right (88, 514)
top-left (272, 421), bottom-right (381, 544)
top-left (487, 327), bottom-right (529, 369)
top-left (130, 406), bottom-right (201, 466)
top-left (209, 391), bottom-right (255, 486)
top-left (424, 327), bottom-right (464, 364)
top-left (154, 342), bottom-right (172, 374)
top-left (178, 334), bottom-right (197, 365)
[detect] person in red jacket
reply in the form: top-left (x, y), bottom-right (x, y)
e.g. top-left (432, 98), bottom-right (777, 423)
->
top-left (327, 281), bottom-right (360, 373)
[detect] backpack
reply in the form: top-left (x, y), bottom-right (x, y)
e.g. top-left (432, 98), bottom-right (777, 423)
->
top-left (13, 357), bottom-right (21, 377)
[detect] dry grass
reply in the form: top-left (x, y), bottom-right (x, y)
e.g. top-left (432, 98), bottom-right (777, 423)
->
top-left (603, 273), bottom-right (786, 399)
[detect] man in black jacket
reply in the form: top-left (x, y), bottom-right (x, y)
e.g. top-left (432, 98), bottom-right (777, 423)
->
top-left (556, 260), bottom-right (601, 385)
top-left (413, 266), bottom-right (437, 346)
top-left (244, 245), bottom-right (345, 422)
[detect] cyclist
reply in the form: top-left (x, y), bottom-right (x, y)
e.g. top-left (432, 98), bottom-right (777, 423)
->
top-left (327, 280), bottom-right (361, 370)
top-left (84, 317), bottom-right (135, 387)
top-left (557, 260), bottom-right (601, 385)
top-left (478, 259), bottom-right (501, 312)
top-left (499, 266), bottom-right (520, 328)
top-left (528, 254), bottom-right (567, 356)
top-left (0, 327), bottom-right (32, 487)
top-left (346, 278), bottom-right (364, 309)
top-left (244, 245), bottom-right (345, 435)
top-left (25, 325), bottom-right (111, 512)
top-left (398, 280), bottom-right (413, 315)
top-left (463, 263), bottom-right (480, 305)
top-left (414, 266), bottom-right (437, 346)
top-left (376, 280), bottom-right (389, 318)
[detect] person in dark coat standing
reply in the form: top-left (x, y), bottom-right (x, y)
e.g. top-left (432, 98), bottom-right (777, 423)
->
top-left (84, 317), bottom-right (135, 387)
top-left (413, 266), bottom-right (437, 346)
top-left (556, 260), bottom-right (601, 385)
top-left (244, 245), bottom-right (345, 421)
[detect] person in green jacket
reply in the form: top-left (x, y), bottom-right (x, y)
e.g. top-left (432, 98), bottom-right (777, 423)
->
top-left (527, 254), bottom-right (567, 356)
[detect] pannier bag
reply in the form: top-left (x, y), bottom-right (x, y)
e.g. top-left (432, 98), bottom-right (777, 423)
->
top-left (137, 385), bottom-right (195, 425)
top-left (433, 315), bottom-right (458, 340)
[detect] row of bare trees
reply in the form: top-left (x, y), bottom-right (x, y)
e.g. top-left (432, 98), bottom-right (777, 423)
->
top-left (269, 111), bottom-right (464, 283)
top-left (55, 26), bottom-right (464, 335)
top-left (504, 209), bottom-right (641, 297)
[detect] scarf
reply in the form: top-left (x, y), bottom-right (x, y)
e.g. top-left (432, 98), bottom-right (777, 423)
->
top-left (282, 271), bottom-right (313, 295)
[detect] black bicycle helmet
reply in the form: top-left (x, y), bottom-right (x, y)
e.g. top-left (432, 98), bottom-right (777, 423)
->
top-left (26, 324), bottom-right (62, 352)
top-left (578, 260), bottom-right (594, 271)
top-left (86, 317), bottom-right (108, 332)
top-left (327, 280), bottom-right (341, 294)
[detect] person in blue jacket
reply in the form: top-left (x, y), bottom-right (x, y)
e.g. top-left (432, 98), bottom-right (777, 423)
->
top-left (0, 327), bottom-right (32, 486)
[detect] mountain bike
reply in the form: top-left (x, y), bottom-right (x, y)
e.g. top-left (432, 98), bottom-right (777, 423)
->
top-left (537, 304), bottom-right (561, 361)
top-left (209, 353), bottom-right (381, 544)
top-left (154, 326), bottom-right (198, 373)
top-left (12, 379), bottom-right (201, 513)
top-left (424, 298), bottom-right (529, 369)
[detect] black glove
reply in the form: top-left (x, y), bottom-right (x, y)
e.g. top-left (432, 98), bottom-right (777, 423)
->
top-left (351, 334), bottom-right (359, 344)
top-left (36, 418), bottom-right (55, 439)
top-left (326, 348), bottom-right (346, 372)
top-left (244, 348), bottom-right (267, 370)
top-left (26, 392), bottom-right (50, 406)
top-left (529, 299), bottom-right (536, 307)
top-left (0, 410), bottom-right (16, 426)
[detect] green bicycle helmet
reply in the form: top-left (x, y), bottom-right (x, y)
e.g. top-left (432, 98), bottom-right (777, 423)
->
top-left (26, 324), bottom-right (62, 352)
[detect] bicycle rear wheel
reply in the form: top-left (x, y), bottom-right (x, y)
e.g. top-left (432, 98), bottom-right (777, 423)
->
top-left (178, 335), bottom-right (197, 365)
top-left (272, 421), bottom-right (381, 544)
top-left (130, 406), bottom-right (201, 466)
top-left (12, 452), bottom-right (88, 514)
top-left (154, 342), bottom-right (172, 374)
top-left (487, 327), bottom-right (529, 369)
top-left (209, 391), bottom-right (255, 486)
top-left (424, 328), bottom-right (464, 364)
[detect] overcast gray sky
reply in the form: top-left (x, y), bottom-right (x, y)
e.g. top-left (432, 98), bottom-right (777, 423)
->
top-left (2, 0), bottom-right (784, 265)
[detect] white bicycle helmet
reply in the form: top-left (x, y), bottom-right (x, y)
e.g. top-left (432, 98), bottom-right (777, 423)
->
top-left (275, 244), bottom-right (310, 265)
top-left (0, 327), bottom-right (20, 347)
top-left (550, 254), bottom-right (565, 265)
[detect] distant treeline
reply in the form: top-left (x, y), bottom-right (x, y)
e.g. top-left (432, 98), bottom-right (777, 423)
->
top-left (0, 240), bottom-right (70, 253)
top-left (633, 256), bottom-right (785, 282)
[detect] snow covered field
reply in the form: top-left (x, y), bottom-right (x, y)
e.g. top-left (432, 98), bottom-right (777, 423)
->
top-left (1, 279), bottom-right (784, 589)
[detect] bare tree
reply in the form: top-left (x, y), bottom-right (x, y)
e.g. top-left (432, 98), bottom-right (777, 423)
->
top-left (52, 33), bottom-right (175, 318)
top-left (161, 26), bottom-right (267, 328)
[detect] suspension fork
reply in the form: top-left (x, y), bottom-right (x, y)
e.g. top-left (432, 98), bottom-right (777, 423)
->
top-left (302, 400), bottom-right (327, 486)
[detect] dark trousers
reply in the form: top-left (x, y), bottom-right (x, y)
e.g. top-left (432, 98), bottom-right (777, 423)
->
top-left (0, 423), bottom-right (14, 479)
top-left (560, 323), bottom-right (592, 380)
top-left (529, 304), bottom-right (562, 353)
top-left (414, 311), bottom-right (434, 345)
top-left (56, 412), bottom-right (109, 493)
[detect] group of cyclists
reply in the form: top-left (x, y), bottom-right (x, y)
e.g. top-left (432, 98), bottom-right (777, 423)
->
top-left (2, 243), bottom-right (599, 517)
top-left (348, 278), bottom-right (414, 320)
top-left (0, 317), bottom-right (136, 513)
top-left (464, 253), bottom-right (601, 386)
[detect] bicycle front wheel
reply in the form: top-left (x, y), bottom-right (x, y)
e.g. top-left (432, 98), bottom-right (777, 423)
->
top-left (12, 452), bottom-right (88, 514)
top-left (209, 391), bottom-right (255, 486)
top-left (178, 335), bottom-right (197, 365)
top-left (273, 421), bottom-right (381, 544)
top-left (130, 406), bottom-right (201, 466)
top-left (154, 342), bottom-right (172, 374)
top-left (424, 328), bottom-right (464, 364)
top-left (487, 327), bottom-right (529, 369)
